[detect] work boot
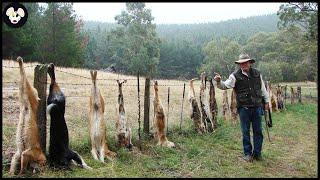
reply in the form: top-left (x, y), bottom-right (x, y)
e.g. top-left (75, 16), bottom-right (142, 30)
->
top-left (242, 154), bottom-right (253, 162)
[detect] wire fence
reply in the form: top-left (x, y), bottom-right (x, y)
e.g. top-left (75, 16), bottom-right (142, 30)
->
top-left (2, 64), bottom-right (318, 127)
top-left (2, 65), bottom-right (37, 68)
top-left (2, 63), bottom-right (190, 131)
top-left (2, 63), bottom-right (318, 162)
top-left (3, 63), bottom-right (317, 102)
top-left (2, 63), bottom-right (187, 86)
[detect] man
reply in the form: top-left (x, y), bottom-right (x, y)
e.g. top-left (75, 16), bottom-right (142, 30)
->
top-left (214, 53), bottom-right (269, 162)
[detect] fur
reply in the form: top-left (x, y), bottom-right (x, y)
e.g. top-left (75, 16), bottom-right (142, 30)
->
top-left (209, 78), bottom-right (218, 129)
top-left (47, 63), bottom-right (91, 170)
top-left (89, 70), bottom-right (117, 163)
top-left (153, 81), bottom-right (175, 148)
top-left (115, 80), bottom-right (133, 150)
top-left (222, 90), bottom-right (231, 121)
top-left (188, 78), bottom-right (206, 133)
top-left (9, 57), bottom-right (46, 175)
top-left (199, 72), bottom-right (214, 132)
top-left (276, 85), bottom-right (285, 110)
top-left (230, 89), bottom-right (238, 124)
top-left (267, 83), bottom-right (279, 113)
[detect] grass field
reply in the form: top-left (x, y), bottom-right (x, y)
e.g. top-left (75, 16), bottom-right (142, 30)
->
top-left (2, 60), bottom-right (318, 177)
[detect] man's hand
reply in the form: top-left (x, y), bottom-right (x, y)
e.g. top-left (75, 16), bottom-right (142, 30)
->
top-left (213, 73), bottom-right (221, 83)
top-left (264, 103), bottom-right (269, 111)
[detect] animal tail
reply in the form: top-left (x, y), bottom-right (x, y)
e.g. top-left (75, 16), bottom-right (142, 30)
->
top-left (17, 56), bottom-right (25, 77)
top-left (90, 70), bottom-right (97, 84)
top-left (47, 63), bottom-right (56, 83)
top-left (46, 103), bottom-right (58, 114)
top-left (159, 133), bottom-right (168, 143)
top-left (69, 150), bottom-right (92, 170)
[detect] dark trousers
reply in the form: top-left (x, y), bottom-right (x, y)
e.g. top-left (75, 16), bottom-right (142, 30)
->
top-left (238, 106), bottom-right (264, 157)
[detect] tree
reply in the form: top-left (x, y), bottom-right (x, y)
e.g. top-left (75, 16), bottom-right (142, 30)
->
top-left (157, 40), bottom-right (203, 79)
top-left (277, 3), bottom-right (318, 82)
top-left (258, 61), bottom-right (283, 83)
top-left (2, 3), bottom-right (43, 61)
top-left (200, 37), bottom-right (240, 78)
top-left (277, 61), bottom-right (296, 82)
top-left (83, 14), bottom-right (280, 79)
top-left (243, 29), bottom-right (316, 82)
top-left (107, 3), bottom-right (160, 77)
top-left (41, 3), bottom-right (85, 67)
top-left (83, 30), bottom-right (97, 68)
top-left (277, 3), bottom-right (318, 41)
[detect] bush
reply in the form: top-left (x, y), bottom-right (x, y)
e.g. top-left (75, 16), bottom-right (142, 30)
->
top-left (257, 61), bottom-right (283, 83)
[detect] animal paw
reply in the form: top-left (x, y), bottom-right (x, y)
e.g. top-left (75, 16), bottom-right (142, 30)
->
top-left (17, 171), bottom-right (24, 176)
top-left (105, 150), bottom-right (117, 160)
top-left (83, 164), bottom-right (93, 170)
top-left (166, 141), bottom-right (176, 148)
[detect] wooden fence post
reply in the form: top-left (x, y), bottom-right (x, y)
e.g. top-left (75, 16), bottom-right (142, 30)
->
top-left (179, 83), bottom-right (186, 131)
top-left (143, 76), bottom-right (151, 135)
top-left (297, 86), bottom-right (302, 103)
top-left (167, 87), bottom-right (170, 135)
top-left (284, 85), bottom-right (287, 106)
top-left (137, 72), bottom-right (141, 149)
top-left (33, 64), bottom-right (48, 153)
top-left (222, 90), bottom-right (230, 121)
top-left (290, 87), bottom-right (294, 104)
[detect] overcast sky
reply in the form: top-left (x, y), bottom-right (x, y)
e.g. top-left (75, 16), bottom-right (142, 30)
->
top-left (71, 3), bottom-right (283, 24)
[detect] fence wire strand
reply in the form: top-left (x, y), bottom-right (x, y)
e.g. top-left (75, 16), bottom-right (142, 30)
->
top-left (2, 65), bottom-right (38, 68)
top-left (3, 65), bottom-right (317, 99)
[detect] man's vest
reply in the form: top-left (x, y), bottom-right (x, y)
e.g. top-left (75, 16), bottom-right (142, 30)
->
top-left (233, 68), bottom-right (262, 108)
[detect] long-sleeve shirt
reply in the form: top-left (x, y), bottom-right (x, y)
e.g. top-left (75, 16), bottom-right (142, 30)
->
top-left (216, 69), bottom-right (270, 103)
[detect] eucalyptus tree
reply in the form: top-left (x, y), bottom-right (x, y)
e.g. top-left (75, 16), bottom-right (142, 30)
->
top-left (107, 3), bottom-right (161, 77)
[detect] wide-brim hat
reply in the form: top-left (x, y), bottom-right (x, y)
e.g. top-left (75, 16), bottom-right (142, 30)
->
top-left (235, 53), bottom-right (255, 64)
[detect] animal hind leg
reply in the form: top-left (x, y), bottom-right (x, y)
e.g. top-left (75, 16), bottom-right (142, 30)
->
top-left (18, 148), bottom-right (33, 175)
top-left (18, 148), bottom-right (44, 175)
top-left (9, 151), bottom-right (21, 175)
top-left (98, 146), bottom-right (105, 163)
top-left (91, 145), bottom-right (99, 161)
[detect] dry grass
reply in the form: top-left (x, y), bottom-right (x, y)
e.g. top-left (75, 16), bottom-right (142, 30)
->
top-left (2, 60), bottom-right (317, 177)
top-left (2, 59), bottom-right (316, 149)
top-left (2, 60), bottom-right (234, 154)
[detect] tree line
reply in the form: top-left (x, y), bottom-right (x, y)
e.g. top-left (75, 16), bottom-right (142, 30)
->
top-left (2, 2), bottom-right (318, 83)
top-left (2, 3), bottom-right (85, 67)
